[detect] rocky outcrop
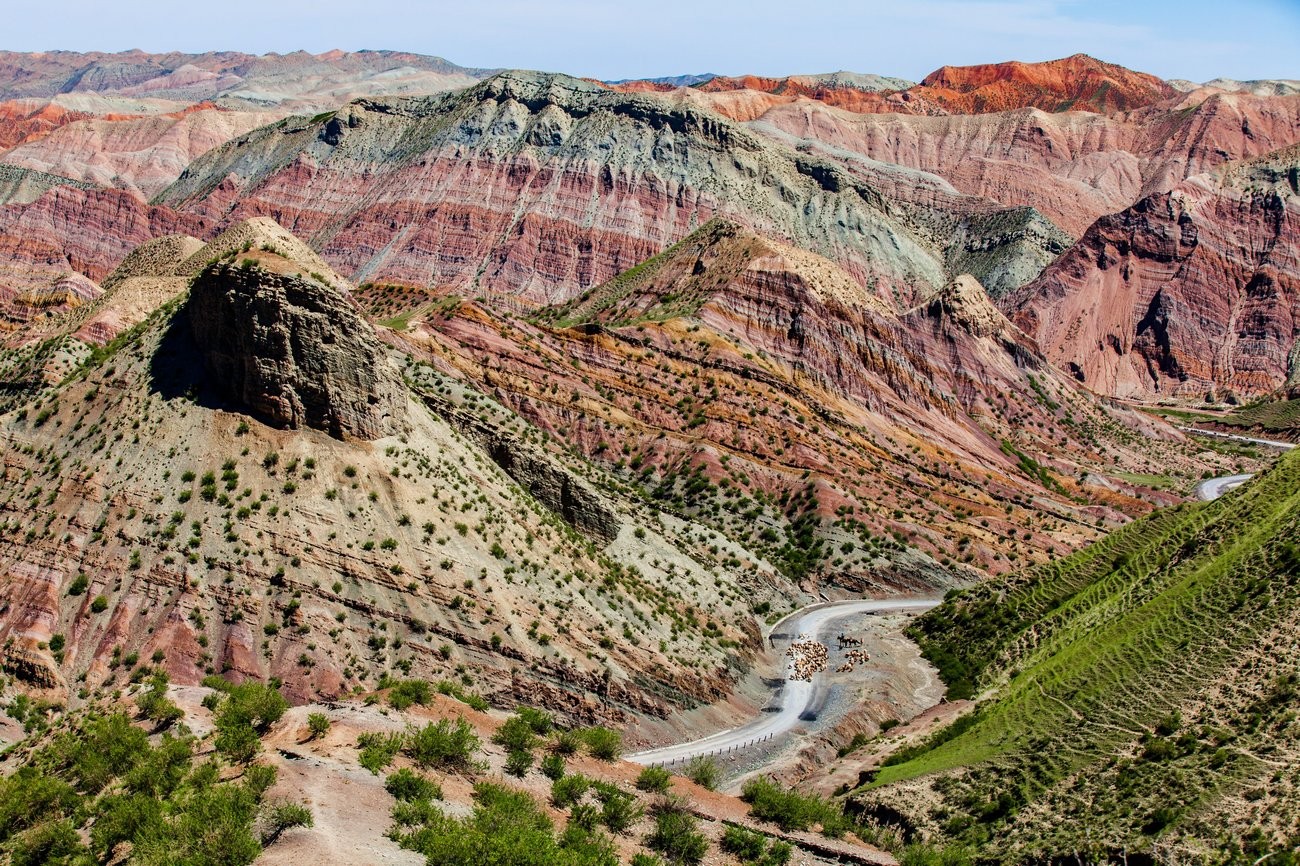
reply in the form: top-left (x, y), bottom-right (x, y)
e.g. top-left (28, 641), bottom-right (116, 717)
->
top-left (187, 255), bottom-right (407, 439)
top-left (1004, 148), bottom-right (1300, 399)
top-left (420, 389), bottom-right (621, 544)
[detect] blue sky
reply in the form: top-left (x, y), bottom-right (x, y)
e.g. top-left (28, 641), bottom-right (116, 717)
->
top-left (7, 0), bottom-right (1298, 83)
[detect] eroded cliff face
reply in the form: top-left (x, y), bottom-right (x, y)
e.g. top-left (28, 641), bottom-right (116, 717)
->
top-left (155, 71), bottom-right (1069, 308)
top-left (1005, 151), bottom-right (1300, 399)
top-left (188, 260), bottom-right (408, 440)
top-left (743, 92), bottom-right (1300, 237)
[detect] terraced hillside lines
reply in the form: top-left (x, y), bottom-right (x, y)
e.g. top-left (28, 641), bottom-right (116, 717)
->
top-left (855, 452), bottom-right (1300, 856)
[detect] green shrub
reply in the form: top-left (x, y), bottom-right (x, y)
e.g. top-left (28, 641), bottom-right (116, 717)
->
top-left (646, 803), bottom-right (708, 865)
top-left (683, 756), bottom-right (719, 791)
top-left (391, 781), bottom-right (618, 866)
top-left (740, 777), bottom-right (838, 833)
top-left (90, 595), bottom-right (109, 613)
top-left (550, 773), bottom-right (590, 808)
top-left (493, 716), bottom-right (539, 754)
top-left (515, 706), bottom-right (554, 735)
top-left (385, 678), bottom-right (432, 710)
top-left (580, 726), bottom-right (622, 761)
top-left (306, 712), bottom-right (330, 739)
top-left (593, 784), bottom-right (642, 834)
top-left (540, 753), bottom-right (566, 780)
top-left (385, 768), bottom-right (442, 802)
top-left (260, 801), bottom-right (313, 845)
top-left (136, 672), bottom-right (183, 727)
top-left (552, 729), bottom-right (581, 755)
top-left (636, 765), bottom-right (673, 794)
top-left (505, 749), bottom-right (534, 777)
top-left (404, 717), bottom-right (481, 773)
top-left (357, 731), bottom-right (405, 774)
top-left (67, 574), bottom-right (88, 596)
top-left (721, 824), bottom-right (767, 860)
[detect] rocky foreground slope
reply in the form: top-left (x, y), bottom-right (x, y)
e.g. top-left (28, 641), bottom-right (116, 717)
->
top-left (0, 219), bottom-right (782, 730)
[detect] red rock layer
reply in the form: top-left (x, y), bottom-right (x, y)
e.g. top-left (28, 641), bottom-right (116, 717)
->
top-left (0, 186), bottom-right (205, 313)
top-left (914, 54), bottom-right (1176, 114)
top-left (1004, 158), bottom-right (1300, 399)
top-left (613, 55), bottom-right (1176, 118)
top-left (746, 92), bottom-right (1300, 236)
top-left (0, 99), bottom-right (91, 149)
top-left (158, 73), bottom-right (1068, 310)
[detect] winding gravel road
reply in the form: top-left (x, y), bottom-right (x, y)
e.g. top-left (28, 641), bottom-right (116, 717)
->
top-left (1182, 428), bottom-right (1295, 501)
top-left (1195, 473), bottom-right (1255, 501)
top-left (629, 597), bottom-right (940, 765)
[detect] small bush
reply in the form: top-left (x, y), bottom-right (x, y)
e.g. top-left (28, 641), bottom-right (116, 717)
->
top-left (636, 765), bottom-right (672, 794)
top-left (646, 805), bottom-right (708, 865)
top-left (504, 749), bottom-right (533, 777)
top-left (551, 773), bottom-right (590, 808)
top-left (683, 756), bottom-right (719, 791)
top-left (260, 801), bottom-right (313, 845)
top-left (492, 716), bottom-right (539, 754)
top-left (515, 706), bottom-right (554, 735)
top-left (306, 712), bottom-right (330, 740)
top-left (721, 824), bottom-right (766, 860)
top-left (386, 768), bottom-right (442, 802)
top-left (404, 717), bottom-right (481, 773)
top-left (540, 753), bottom-right (566, 780)
top-left (580, 726), bottom-right (622, 761)
top-left (357, 731), bottom-right (405, 774)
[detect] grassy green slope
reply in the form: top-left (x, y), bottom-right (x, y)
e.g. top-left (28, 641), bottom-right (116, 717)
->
top-left (854, 451), bottom-right (1300, 860)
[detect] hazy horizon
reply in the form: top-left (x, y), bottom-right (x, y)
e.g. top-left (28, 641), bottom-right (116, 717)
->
top-left (4, 0), bottom-right (1298, 84)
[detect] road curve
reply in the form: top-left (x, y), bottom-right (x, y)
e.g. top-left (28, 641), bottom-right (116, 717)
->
top-left (1177, 426), bottom-right (1296, 451)
top-left (1196, 473), bottom-right (1255, 501)
top-left (629, 597), bottom-right (941, 765)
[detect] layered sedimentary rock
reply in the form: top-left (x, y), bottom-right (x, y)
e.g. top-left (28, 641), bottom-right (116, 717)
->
top-left (0, 186), bottom-right (204, 337)
top-left (1004, 147), bottom-right (1300, 399)
top-left (911, 54), bottom-right (1176, 114)
top-left (187, 240), bottom-right (406, 440)
top-left (0, 49), bottom-right (491, 110)
top-left (614, 55), bottom-right (1176, 118)
top-left (157, 70), bottom-right (1068, 308)
top-left (744, 92), bottom-right (1300, 237)
top-left (402, 220), bottom-right (1203, 587)
top-left (0, 99), bottom-right (90, 149)
top-left (0, 106), bottom-right (281, 198)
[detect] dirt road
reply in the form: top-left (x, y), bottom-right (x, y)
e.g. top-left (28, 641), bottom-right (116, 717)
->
top-left (629, 597), bottom-right (941, 765)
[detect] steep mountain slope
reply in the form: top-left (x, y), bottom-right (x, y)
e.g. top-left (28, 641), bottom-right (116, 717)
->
top-left (378, 219), bottom-right (1233, 585)
top-left (1004, 145), bottom-right (1300, 399)
top-left (0, 219), bottom-right (772, 725)
top-left (851, 451), bottom-right (1300, 860)
top-left (154, 70), bottom-right (1069, 308)
top-left (743, 91), bottom-right (1300, 237)
top-left (0, 185), bottom-right (204, 326)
